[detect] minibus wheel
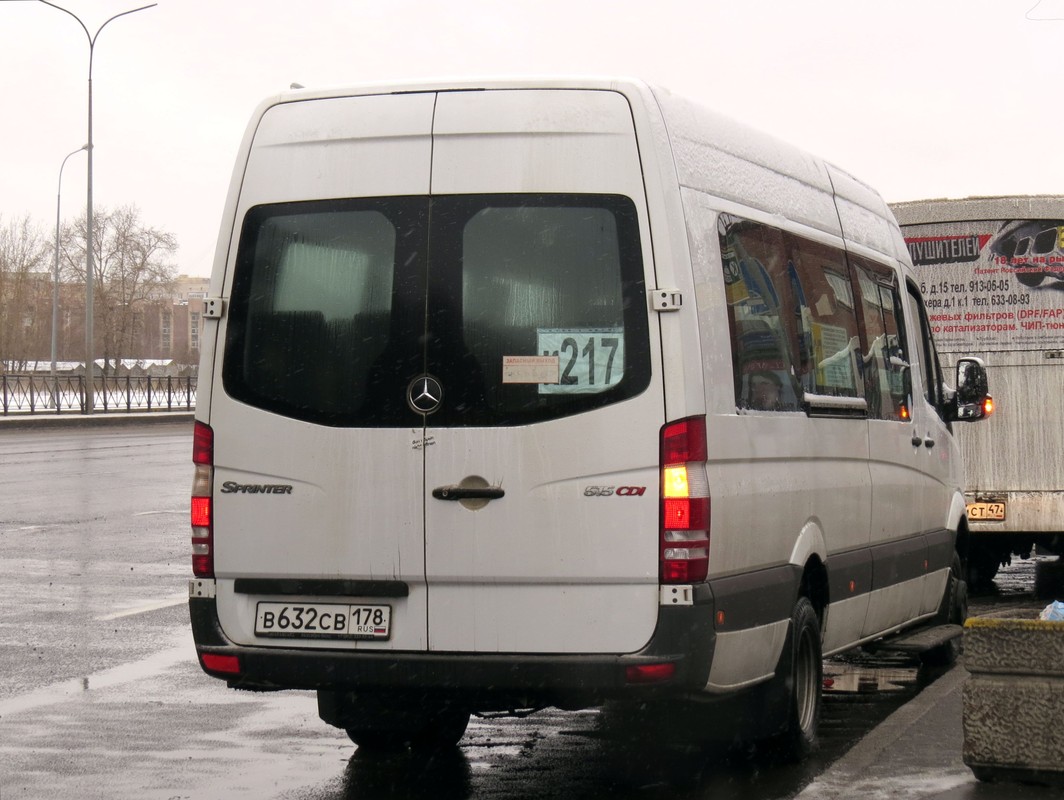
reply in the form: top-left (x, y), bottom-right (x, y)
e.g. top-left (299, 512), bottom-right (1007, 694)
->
top-left (921, 552), bottom-right (967, 667)
top-left (764, 596), bottom-right (822, 762)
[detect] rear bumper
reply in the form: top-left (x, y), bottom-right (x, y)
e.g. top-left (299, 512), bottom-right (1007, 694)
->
top-left (189, 588), bottom-right (717, 708)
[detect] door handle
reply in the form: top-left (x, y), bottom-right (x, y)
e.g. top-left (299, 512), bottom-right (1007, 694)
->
top-left (432, 485), bottom-right (505, 501)
top-left (924, 437), bottom-right (935, 449)
top-left (911, 435), bottom-right (923, 447)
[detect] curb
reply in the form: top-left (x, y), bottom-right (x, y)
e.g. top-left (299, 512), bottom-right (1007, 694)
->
top-left (0, 411), bottom-right (194, 429)
top-left (795, 664), bottom-right (972, 799)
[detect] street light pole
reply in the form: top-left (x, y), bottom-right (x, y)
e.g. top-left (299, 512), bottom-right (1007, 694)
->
top-left (52, 144), bottom-right (88, 402)
top-left (38, 0), bottom-right (157, 414)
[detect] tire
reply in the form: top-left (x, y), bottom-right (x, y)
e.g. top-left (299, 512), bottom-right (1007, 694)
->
top-left (921, 552), bottom-right (967, 667)
top-left (347, 707), bottom-right (470, 753)
top-left (1034, 557), bottom-right (1064, 600)
top-left (411, 707), bottom-right (471, 751)
top-left (346, 728), bottom-right (412, 753)
top-left (765, 596), bottom-right (822, 762)
top-left (967, 545), bottom-right (1000, 590)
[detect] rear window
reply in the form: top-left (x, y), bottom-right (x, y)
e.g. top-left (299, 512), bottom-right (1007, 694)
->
top-left (223, 194), bottom-right (650, 427)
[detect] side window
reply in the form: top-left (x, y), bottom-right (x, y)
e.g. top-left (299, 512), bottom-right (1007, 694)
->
top-left (851, 257), bottom-right (911, 421)
top-left (786, 234), bottom-right (863, 400)
top-left (905, 280), bottom-right (948, 421)
top-left (718, 215), bottom-right (802, 411)
top-left (719, 215), bottom-right (868, 411)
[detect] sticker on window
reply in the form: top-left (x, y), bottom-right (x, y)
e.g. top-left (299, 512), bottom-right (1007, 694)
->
top-left (536, 329), bottom-right (624, 394)
top-left (503, 355), bottom-right (560, 385)
top-left (812, 322), bottom-right (858, 392)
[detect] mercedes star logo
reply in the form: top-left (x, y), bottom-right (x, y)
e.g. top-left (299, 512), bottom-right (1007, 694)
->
top-left (407, 375), bottom-right (443, 414)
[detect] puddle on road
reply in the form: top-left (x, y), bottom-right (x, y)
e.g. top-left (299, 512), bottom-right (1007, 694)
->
top-left (823, 663), bottom-right (920, 695)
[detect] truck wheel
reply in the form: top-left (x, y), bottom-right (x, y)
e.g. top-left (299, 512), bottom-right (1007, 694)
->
top-left (1034, 557), bottom-right (1064, 600)
top-left (921, 552), bottom-right (967, 667)
top-left (765, 596), bottom-right (822, 762)
top-left (967, 546), bottom-right (1000, 589)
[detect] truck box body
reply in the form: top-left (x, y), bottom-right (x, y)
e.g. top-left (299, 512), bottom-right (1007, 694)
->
top-left (893, 196), bottom-right (1064, 582)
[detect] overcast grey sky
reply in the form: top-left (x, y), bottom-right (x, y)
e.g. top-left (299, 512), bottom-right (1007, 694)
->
top-left (3, 0), bottom-right (1063, 278)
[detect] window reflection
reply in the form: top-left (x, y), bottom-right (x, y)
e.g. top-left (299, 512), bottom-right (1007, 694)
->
top-left (719, 214), bottom-right (911, 420)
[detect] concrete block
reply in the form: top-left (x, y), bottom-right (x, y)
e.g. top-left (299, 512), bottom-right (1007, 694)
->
top-left (964, 617), bottom-right (1064, 676)
top-left (963, 617), bottom-right (1064, 785)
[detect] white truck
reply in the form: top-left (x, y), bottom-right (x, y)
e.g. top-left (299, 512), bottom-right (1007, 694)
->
top-left (893, 196), bottom-right (1064, 587)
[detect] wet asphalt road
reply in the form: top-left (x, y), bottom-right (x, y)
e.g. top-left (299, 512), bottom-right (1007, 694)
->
top-left (0, 422), bottom-right (1042, 800)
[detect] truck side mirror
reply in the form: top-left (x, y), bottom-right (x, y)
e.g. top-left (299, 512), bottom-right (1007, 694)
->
top-left (953, 357), bottom-right (991, 421)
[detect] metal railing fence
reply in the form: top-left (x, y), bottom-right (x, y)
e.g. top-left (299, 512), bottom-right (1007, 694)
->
top-left (1, 374), bottom-right (196, 416)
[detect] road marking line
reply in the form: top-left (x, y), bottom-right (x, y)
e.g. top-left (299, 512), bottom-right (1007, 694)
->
top-left (97, 593), bottom-right (187, 621)
top-left (0, 631), bottom-right (193, 718)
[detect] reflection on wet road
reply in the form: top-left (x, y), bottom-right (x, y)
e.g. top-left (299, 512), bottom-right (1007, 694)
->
top-left (3, 636), bottom-right (942, 800)
top-left (298, 659), bottom-right (934, 800)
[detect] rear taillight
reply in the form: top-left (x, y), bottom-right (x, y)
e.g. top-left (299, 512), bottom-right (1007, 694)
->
top-left (191, 421), bottom-right (214, 578)
top-left (660, 416), bottom-right (710, 584)
top-left (200, 653), bottom-right (240, 675)
top-left (625, 662), bottom-right (677, 684)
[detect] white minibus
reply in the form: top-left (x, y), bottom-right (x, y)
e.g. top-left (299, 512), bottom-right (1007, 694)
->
top-left (190, 77), bottom-right (990, 757)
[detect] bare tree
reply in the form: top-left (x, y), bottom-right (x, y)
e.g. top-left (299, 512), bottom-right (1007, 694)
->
top-left (59, 205), bottom-right (178, 374)
top-left (0, 215), bottom-right (50, 372)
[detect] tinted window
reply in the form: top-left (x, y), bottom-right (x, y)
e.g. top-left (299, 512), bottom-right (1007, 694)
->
top-left (445, 201), bottom-right (643, 418)
top-left (787, 236), bottom-right (862, 400)
top-left (906, 280), bottom-right (948, 421)
top-left (851, 257), bottom-right (911, 421)
top-left (224, 198), bottom-right (426, 426)
top-left (718, 216), bottom-right (803, 411)
top-left (224, 194), bottom-right (649, 427)
top-left (719, 214), bottom-right (887, 414)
